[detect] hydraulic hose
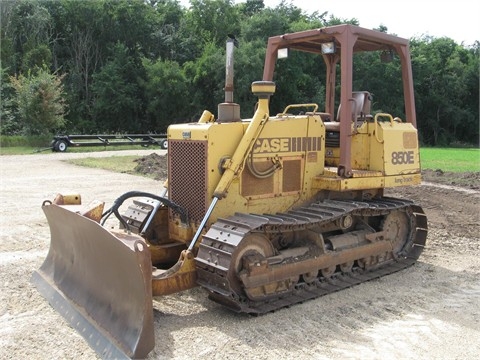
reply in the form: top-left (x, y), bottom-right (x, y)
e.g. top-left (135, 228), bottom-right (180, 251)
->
top-left (101, 191), bottom-right (188, 230)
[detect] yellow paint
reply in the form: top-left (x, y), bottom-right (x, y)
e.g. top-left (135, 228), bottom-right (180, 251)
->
top-left (167, 110), bottom-right (422, 241)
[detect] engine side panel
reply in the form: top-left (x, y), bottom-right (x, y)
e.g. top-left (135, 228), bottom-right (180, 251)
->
top-left (168, 115), bottom-right (326, 237)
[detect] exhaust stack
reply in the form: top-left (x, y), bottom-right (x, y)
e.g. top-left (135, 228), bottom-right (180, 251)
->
top-left (218, 35), bottom-right (240, 122)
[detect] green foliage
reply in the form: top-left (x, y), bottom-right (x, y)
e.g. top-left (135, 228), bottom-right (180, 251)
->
top-left (240, 8), bottom-right (290, 42)
top-left (184, 0), bottom-right (241, 48)
top-left (9, 68), bottom-right (67, 135)
top-left (22, 44), bottom-right (52, 71)
top-left (270, 51), bottom-right (327, 113)
top-left (0, 67), bottom-right (19, 135)
top-left (1, 0), bottom-right (477, 146)
top-left (353, 52), bottom-right (404, 117)
top-left (2, 0), bottom-right (53, 73)
top-left (238, 0), bottom-right (265, 17)
top-left (142, 58), bottom-right (191, 129)
top-left (183, 42), bottom-right (226, 115)
top-left (411, 37), bottom-right (479, 146)
top-left (91, 43), bottom-right (146, 132)
top-left (232, 40), bottom-right (267, 117)
top-left (150, 0), bottom-right (186, 61)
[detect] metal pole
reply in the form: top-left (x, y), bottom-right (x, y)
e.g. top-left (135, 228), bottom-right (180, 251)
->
top-left (187, 197), bottom-right (219, 251)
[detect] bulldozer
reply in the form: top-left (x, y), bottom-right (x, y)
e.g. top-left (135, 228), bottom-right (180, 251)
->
top-left (32, 24), bottom-right (427, 359)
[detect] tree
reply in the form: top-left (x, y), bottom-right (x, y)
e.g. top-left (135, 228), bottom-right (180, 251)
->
top-left (91, 43), bottom-right (146, 132)
top-left (411, 37), bottom-right (479, 145)
top-left (270, 50), bottom-right (326, 114)
top-left (4, 0), bottom-right (54, 73)
top-left (182, 0), bottom-right (241, 50)
top-left (0, 67), bottom-right (19, 135)
top-left (56, 0), bottom-right (105, 125)
top-left (150, 0), bottom-right (186, 61)
top-left (9, 68), bottom-right (67, 135)
top-left (142, 58), bottom-right (191, 130)
top-left (1, 1), bottom-right (477, 145)
top-left (240, 8), bottom-right (290, 42)
top-left (22, 43), bottom-right (52, 70)
top-left (230, 39), bottom-right (267, 117)
top-left (183, 42), bottom-right (226, 116)
top-left (239, 0), bottom-right (265, 16)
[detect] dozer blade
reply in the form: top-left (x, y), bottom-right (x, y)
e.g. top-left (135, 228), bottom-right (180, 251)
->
top-left (32, 204), bottom-right (155, 359)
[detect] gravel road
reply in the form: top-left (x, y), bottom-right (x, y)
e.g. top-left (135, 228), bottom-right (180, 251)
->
top-left (1, 150), bottom-right (479, 360)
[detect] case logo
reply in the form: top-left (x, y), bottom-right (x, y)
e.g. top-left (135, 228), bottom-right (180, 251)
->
top-left (253, 137), bottom-right (322, 154)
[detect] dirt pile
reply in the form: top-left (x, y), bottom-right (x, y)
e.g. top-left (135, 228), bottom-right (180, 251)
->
top-left (133, 153), bottom-right (168, 180)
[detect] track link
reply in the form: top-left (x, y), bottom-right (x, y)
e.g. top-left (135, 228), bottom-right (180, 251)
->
top-left (195, 197), bottom-right (427, 314)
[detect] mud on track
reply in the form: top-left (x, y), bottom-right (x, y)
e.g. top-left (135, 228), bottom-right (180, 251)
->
top-left (1, 150), bottom-right (479, 360)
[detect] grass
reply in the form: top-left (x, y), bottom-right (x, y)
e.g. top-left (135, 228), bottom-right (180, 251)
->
top-left (67, 155), bottom-right (161, 179)
top-left (0, 146), bottom-right (40, 155)
top-left (0, 134), bottom-right (52, 148)
top-left (0, 144), bottom-right (159, 155)
top-left (68, 155), bottom-right (141, 174)
top-left (420, 148), bottom-right (480, 172)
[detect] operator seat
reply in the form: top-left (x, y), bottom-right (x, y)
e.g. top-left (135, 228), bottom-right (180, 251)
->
top-left (325, 91), bottom-right (372, 132)
top-left (336, 91), bottom-right (372, 121)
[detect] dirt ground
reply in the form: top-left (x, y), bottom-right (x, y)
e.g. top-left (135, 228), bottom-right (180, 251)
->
top-left (1, 149), bottom-right (479, 360)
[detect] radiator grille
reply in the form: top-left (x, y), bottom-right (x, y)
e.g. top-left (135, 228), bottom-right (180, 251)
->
top-left (169, 140), bottom-right (208, 223)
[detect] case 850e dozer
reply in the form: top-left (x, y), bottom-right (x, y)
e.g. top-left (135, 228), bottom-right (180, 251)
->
top-left (32, 24), bottom-right (427, 359)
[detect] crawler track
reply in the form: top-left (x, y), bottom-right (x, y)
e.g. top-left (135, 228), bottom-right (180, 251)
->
top-left (195, 197), bottom-right (427, 314)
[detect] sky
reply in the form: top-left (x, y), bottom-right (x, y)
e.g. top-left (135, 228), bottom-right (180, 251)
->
top-left (181, 0), bottom-right (479, 46)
